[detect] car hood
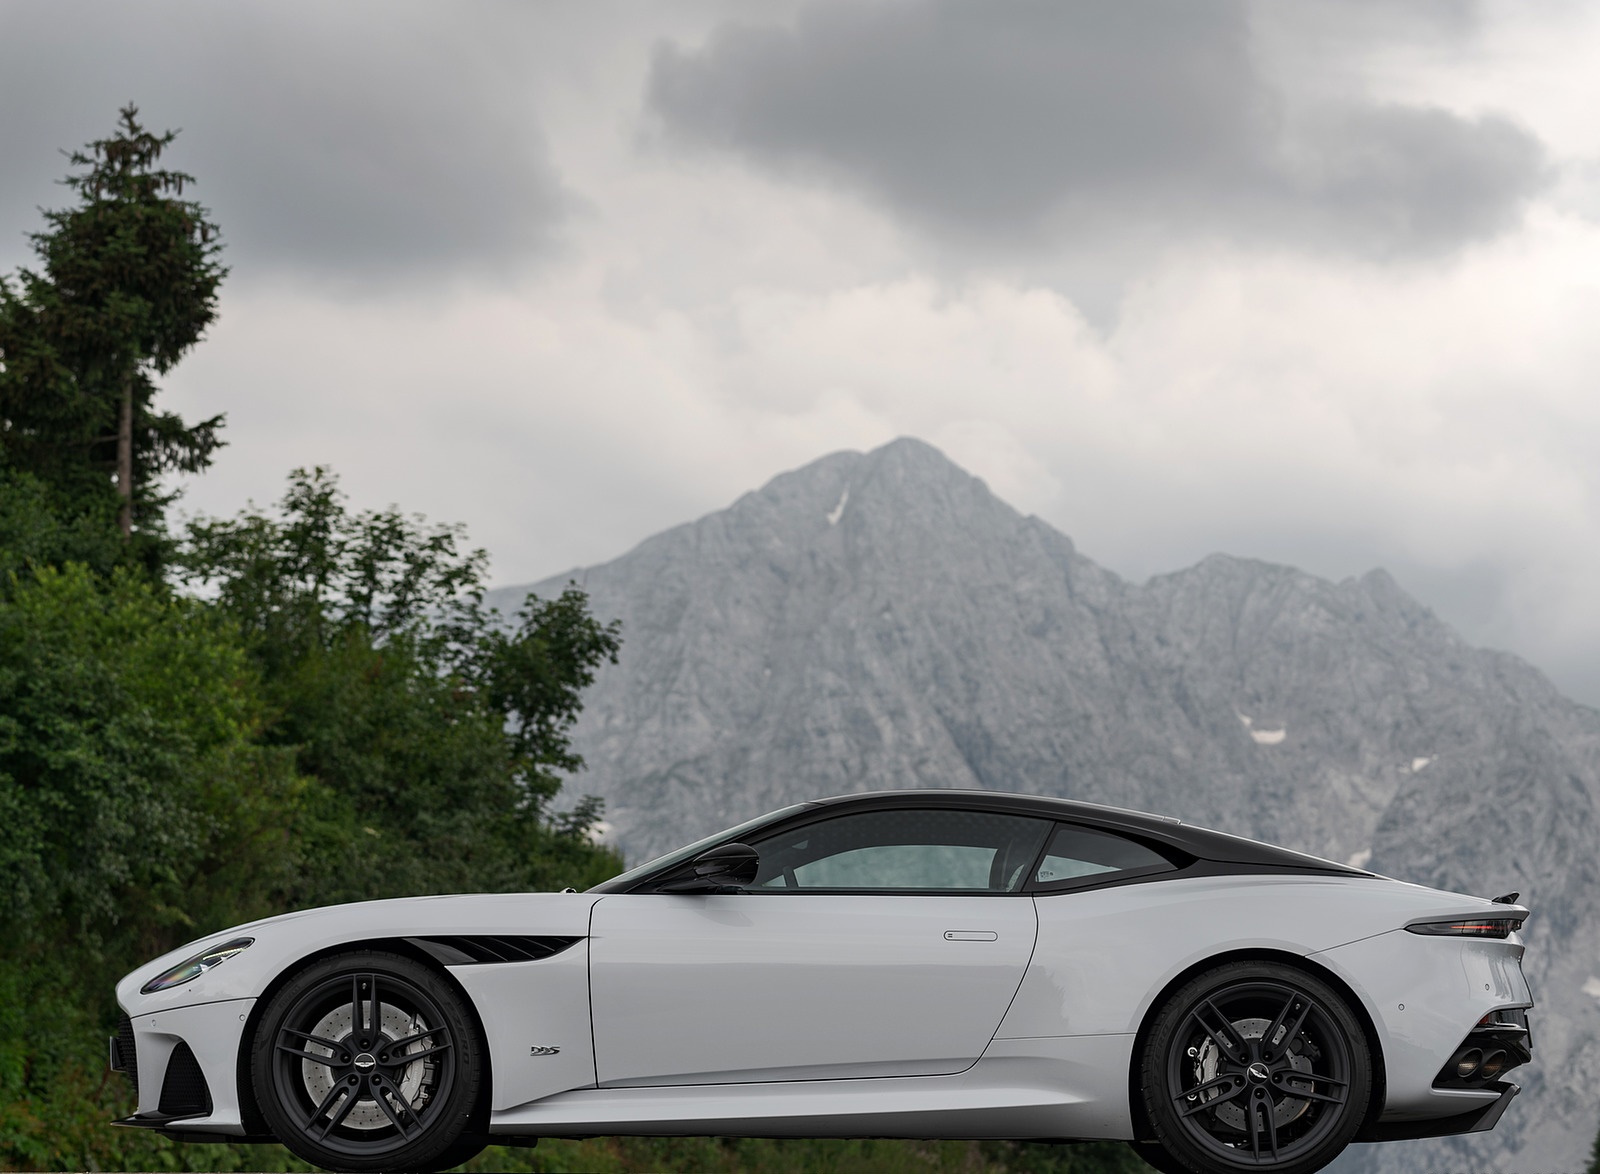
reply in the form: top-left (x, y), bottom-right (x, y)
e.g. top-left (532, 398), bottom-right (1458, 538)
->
top-left (117, 890), bottom-right (602, 1016)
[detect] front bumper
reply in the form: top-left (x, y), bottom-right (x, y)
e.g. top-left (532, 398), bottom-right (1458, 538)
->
top-left (110, 998), bottom-right (257, 1137)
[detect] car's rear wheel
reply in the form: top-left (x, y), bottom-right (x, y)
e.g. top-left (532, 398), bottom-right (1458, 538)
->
top-left (1139, 961), bottom-right (1371, 1174)
top-left (251, 949), bottom-right (485, 1172)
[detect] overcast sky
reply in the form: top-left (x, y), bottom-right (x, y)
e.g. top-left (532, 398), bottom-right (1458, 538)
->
top-left (4, 0), bottom-right (1600, 705)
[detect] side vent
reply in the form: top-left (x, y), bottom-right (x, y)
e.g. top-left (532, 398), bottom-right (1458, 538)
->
top-left (157, 1041), bottom-right (213, 1118)
top-left (406, 935), bottom-right (583, 966)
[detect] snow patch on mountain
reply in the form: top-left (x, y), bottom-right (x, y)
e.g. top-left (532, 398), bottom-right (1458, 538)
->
top-left (826, 488), bottom-right (849, 525)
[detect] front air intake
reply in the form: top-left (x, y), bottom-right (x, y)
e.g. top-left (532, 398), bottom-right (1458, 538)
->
top-left (116, 1015), bottom-right (139, 1099)
top-left (157, 1041), bottom-right (212, 1118)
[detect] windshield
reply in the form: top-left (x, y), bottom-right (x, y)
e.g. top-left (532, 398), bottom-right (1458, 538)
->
top-left (588, 803), bottom-right (811, 892)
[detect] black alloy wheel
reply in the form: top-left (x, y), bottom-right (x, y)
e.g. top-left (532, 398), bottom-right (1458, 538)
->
top-left (252, 949), bottom-right (485, 1172)
top-left (1140, 961), bottom-right (1371, 1174)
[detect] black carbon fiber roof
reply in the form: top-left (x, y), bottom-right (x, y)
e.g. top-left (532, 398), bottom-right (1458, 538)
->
top-left (799, 790), bottom-right (1369, 876)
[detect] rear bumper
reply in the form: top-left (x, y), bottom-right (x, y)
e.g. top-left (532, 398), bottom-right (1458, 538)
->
top-left (1311, 928), bottom-right (1532, 1120)
top-left (1357, 1080), bottom-right (1518, 1143)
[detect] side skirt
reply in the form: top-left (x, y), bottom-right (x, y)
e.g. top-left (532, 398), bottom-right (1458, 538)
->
top-left (490, 1036), bottom-right (1136, 1142)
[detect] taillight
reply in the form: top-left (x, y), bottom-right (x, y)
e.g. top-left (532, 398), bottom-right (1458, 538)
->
top-left (1406, 917), bottom-right (1523, 938)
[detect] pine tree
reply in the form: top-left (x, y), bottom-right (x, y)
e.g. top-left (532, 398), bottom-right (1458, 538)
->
top-left (0, 105), bottom-right (226, 549)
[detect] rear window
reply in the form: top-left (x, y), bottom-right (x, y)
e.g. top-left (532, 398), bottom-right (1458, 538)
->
top-left (1033, 824), bottom-right (1175, 890)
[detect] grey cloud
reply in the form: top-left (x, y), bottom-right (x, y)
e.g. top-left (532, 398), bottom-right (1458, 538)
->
top-left (645, 0), bottom-right (1546, 257)
top-left (1280, 104), bottom-right (1544, 252)
top-left (0, 1), bottom-right (569, 284)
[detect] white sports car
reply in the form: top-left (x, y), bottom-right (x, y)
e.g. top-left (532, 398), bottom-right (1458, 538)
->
top-left (111, 791), bottom-right (1532, 1174)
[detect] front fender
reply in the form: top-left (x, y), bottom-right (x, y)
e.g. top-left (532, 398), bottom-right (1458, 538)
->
top-left (116, 891), bottom-right (601, 1016)
top-left (113, 891), bottom-right (604, 1136)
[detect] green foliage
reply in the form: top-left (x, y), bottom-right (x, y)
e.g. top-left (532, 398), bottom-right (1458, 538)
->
top-left (0, 468), bottom-right (124, 582)
top-left (0, 562), bottom-right (302, 1171)
top-left (1588, 1108), bottom-right (1600, 1174)
top-left (180, 468), bottom-right (626, 904)
top-left (0, 954), bottom-right (309, 1174)
top-left (0, 104), bottom-right (225, 548)
top-left (446, 1137), bottom-right (1152, 1173)
top-left (181, 466), bottom-right (489, 665)
top-left (984, 1139), bottom-right (1155, 1174)
top-left (0, 495), bottom-right (626, 1169)
top-left (0, 562), bottom-right (298, 955)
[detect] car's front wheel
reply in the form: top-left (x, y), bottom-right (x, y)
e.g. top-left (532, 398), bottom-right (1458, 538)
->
top-left (251, 949), bottom-right (485, 1172)
top-left (1139, 960), bottom-right (1371, 1174)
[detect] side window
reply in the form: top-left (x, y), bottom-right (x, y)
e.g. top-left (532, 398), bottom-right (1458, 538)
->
top-left (1033, 824), bottom-right (1174, 889)
top-left (749, 809), bottom-right (1051, 893)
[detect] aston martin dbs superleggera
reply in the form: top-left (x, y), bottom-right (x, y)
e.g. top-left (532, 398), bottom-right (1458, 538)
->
top-left (111, 790), bottom-right (1532, 1173)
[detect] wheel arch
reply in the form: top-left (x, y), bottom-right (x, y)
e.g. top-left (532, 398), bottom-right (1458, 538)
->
top-left (1124, 947), bottom-right (1387, 1143)
top-left (234, 936), bottom-right (494, 1140)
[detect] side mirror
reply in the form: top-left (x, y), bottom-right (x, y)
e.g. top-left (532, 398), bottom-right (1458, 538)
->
top-left (657, 842), bottom-right (760, 893)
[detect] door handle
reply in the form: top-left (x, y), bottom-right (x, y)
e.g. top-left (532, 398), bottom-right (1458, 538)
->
top-left (943, 930), bottom-right (998, 941)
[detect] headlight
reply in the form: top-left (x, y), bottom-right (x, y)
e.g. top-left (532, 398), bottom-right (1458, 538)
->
top-left (140, 937), bottom-right (254, 993)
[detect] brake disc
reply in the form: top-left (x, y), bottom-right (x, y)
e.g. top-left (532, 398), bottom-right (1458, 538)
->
top-left (300, 1001), bottom-right (437, 1131)
top-left (1193, 1016), bottom-right (1314, 1131)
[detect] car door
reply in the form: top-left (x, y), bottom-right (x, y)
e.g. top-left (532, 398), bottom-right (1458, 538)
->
top-left (587, 806), bottom-right (1049, 1087)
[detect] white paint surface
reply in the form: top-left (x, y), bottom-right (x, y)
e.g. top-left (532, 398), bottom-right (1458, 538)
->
top-left (588, 893), bottom-right (1037, 1086)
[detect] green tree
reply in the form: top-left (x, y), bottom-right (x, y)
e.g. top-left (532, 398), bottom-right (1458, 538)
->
top-left (1588, 1110), bottom-right (1600, 1174)
top-left (0, 562), bottom-right (299, 959)
top-left (180, 468), bottom-right (625, 904)
top-left (0, 104), bottom-right (225, 552)
top-left (0, 468), bottom-right (124, 584)
top-left (0, 474), bottom-right (630, 1170)
top-left (0, 562), bottom-right (303, 1171)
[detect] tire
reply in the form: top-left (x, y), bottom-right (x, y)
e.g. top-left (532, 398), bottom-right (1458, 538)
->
top-left (1138, 961), bottom-right (1371, 1174)
top-left (251, 949), bottom-right (484, 1172)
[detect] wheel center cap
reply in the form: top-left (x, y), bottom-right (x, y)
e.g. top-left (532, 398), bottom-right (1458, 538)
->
top-left (353, 1052), bottom-right (376, 1072)
top-left (1248, 1062), bottom-right (1270, 1082)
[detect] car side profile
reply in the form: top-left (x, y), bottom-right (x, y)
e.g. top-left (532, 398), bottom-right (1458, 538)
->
top-left (111, 790), bottom-right (1532, 1174)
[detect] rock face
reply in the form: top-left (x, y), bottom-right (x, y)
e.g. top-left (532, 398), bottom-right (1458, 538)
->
top-left (488, 437), bottom-right (1600, 1174)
